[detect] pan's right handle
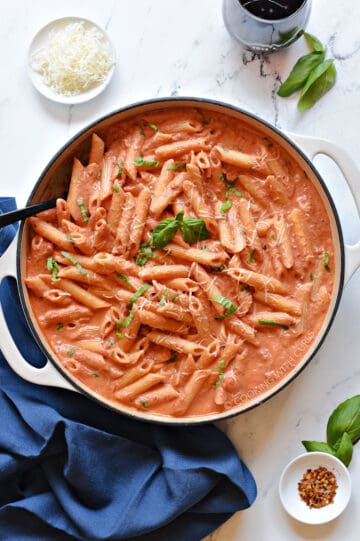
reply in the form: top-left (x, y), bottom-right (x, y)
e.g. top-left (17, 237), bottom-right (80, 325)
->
top-left (0, 233), bottom-right (76, 391)
top-left (288, 133), bottom-right (360, 285)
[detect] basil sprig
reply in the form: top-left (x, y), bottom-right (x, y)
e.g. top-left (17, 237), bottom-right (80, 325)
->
top-left (277, 32), bottom-right (336, 111)
top-left (302, 395), bottom-right (360, 467)
top-left (128, 284), bottom-right (151, 309)
top-left (298, 59), bottom-right (336, 112)
top-left (134, 156), bottom-right (159, 167)
top-left (212, 296), bottom-right (238, 320)
top-left (150, 211), bottom-right (210, 250)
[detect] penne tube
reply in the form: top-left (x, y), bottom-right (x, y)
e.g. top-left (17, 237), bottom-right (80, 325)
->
top-left (99, 152), bottom-right (119, 202)
top-left (112, 359), bottom-right (154, 391)
top-left (138, 309), bottom-right (188, 334)
top-left (155, 137), bottom-right (209, 160)
top-left (172, 370), bottom-right (211, 415)
top-left (114, 192), bottom-right (135, 255)
top-left (56, 278), bottom-right (110, 310)
top-left (217, 202), bottom-right (246, 254)
top-left (77, 340), bottom-right (105, 354)
top-left (147, 331), bottom-right (205, 356)
top-left (226, 268), bottom-right (288, 294)
top-left (265, 175), bottom-right (288, 205)
top-left (149, 159), bottom-right (175, 214)
top-left (247, 311), bottom-right (295, 328)
top-left (289, 207), bottom-right (310, 258)
top-left (39, 304), bottom-right (92, 326)
top-left (138, 265), bottom-right (189, 281)
top-left (56, 198), bottom-right (71, 225)
top-left (166, 243), bottom-right (228, 267)
top-left (72, 348), bottom-right (107, 371)
top-left (225, 317), bottom-right (258, 344)
top-left (25, 276), bottom-right (49, 298)
top-left (253, 291), bottom-right (301, 316)
top-left (149, 174), bottom-right (184, 217)
top-left (182, 180), bottom-right (218, 235)
top-left (198, 340), bottom-right (221, 368)
top-left (107, 186), bottom-right (126, 235)
top-left (236, 198), bottom-right (263, 258)
top-left (273, 216), bottom-right (294, 269)
top-left (162, 277), bottom-right (199, 293)
top-left (134, 385), bottom-right (179, 409)
top-left (214, 145), bottom-right (268, 175)
top-left (115, 373), bottom-right (165, 401)
top-left (30, 218), bottom-right (74, 251)
top-left (57, 267), bottom-right (117, 290)
top-left (43, 289), bottom-right (72, 306)
top-left (129, 187), bottom-right (151, 256)
top-left (89, 133), bottom-right (105, 165)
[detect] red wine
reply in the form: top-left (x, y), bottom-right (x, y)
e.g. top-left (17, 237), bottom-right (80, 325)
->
top-left (240, 0), bottom-right (306, 20)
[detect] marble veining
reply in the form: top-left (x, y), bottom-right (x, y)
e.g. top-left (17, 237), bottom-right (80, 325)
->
top-left (0, 1), bottom-right (359, 540)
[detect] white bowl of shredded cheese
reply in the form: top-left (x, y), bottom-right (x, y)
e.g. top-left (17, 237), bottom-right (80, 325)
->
top-left (28, 17), bottom-right (116, 104)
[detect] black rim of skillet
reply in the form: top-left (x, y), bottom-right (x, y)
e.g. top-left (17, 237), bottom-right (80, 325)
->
top-left (16, 96), bottom-right (345, 426)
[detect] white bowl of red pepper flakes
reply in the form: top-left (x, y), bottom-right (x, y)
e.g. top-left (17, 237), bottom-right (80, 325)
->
top-left (279, 452), bottom-right (351, 524)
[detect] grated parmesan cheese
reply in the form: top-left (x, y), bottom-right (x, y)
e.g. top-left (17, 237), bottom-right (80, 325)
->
top-left (30, 21), bottom-right (115, 96)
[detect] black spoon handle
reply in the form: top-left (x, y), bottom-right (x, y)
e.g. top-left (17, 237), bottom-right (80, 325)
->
top-left (0, 197), bottom-right (58, 228)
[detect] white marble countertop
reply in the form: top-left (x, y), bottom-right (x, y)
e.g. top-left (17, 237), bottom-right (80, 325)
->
top-left (1, 1), bottom-right (360, 539)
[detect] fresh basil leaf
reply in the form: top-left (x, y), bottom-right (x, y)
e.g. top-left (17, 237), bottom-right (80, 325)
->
top-left (179, 215), bottom-right (211, 244)
top-left (221, 200), bottom-right (232, 214)
top-left (76, 198), bottom-right (89, 223)
top-left (302, 440), bottom-right (337, 455)
top-left (212, 296), bottom-right (238, 320)
top-left (167, 162), bottom-right (186, 170)
top-left (61, 251), bottom-right (87, 276)
top-left (249, 250), bottom-right (255, 263)
top-left (219, 173), bottom-right (243, 199)
top-left (116, 311), bottom-right (134, 329)
top-left (258, 320), bottom-right (289, 330)
top-left (324, 252), bottom-right (331, 272)
top-left (304, 32), bottom-right (325, 53)
top-left (277, 51), bottom-right (325, 97)
top-left (144, 121), bottom-right (159, 132)
top-left (327, 395), bottom-right (360, 446)
top-left (150, 216), bottom-right (180, 250)
top-left (159, 289), bottom-right (170, 306)
top-left (117, 274), bottom-right (133, 288)
top-left (134, 156), bottom-right (159, 167)
top-left (135, 242), bottom-right (156, 266)
top-left (298, 59), bottom-right (337, 112)
top-left (213, 360), bottom-right (226, 388)
top-left (334, 432), bottom-right (353, 467)
top-left (128, 284), bottom-right (151, 309)
top-left (47, 257), bottom-right (60, 282)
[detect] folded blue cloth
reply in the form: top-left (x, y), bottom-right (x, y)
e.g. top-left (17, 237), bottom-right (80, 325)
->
top-left (0, 197), bottom-right (256, 541)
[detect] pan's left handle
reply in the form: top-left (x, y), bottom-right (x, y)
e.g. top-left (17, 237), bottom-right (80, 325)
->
top-left (0, 233), bottom-right (76, 391)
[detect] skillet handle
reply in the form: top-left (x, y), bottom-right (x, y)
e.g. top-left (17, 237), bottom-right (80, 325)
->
top-left (0, 233), bottom-right (76, 391)
top-left (288, 133), bottom-right (360, 285)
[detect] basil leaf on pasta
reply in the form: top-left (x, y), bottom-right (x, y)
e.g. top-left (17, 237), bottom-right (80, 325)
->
top-left (134, 156), bottom-right (159, 167)
top-left (150, 216), bottom-right (180, 250)
top-left (76, 198), bottom-right (89, 223)
top-left (297, 59), bottom-right (336, 112)
top-left (47, 257), bottom-right (60, 282)
top-left (61, 251), bottom-right (87, 276)
top-left (143, 121), bottom-right (159, 132)
top-left (116, 311), bottom-right (134, 329)
top-left (128, 284), bottom-right (151, 309)
top-left (178, 214), bottom-right (211, 245)
top-left (277, 51), bottom-right (325, 97)
top-left (212, 296), bottom-right (238, 320)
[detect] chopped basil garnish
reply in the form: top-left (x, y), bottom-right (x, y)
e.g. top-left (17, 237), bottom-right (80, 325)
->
top-left (76, 198), bottom-right (89, 223)
top-left (91, 372), bottom-right (100, 378)
top-left (166, 353), bottom-right (178, 364)
top-left (213, 360), bottom-right (225, 388)
top-left (61, 251), bottom-right (87, 276)
top-left (201, 118), bottom-right (211, 125)
top-left (166, 162), bottom-right (186, 170)
top-left (57, 322), bottom-right (63, 331)
top-left (310, 273), bottom-right (314, 281)
top-left (134, 156), bottom-right (159, 167)
top-left (116, 332), bottom-right (124, 339)
top-left (212, 265), bottom-right (227, 273)
top-left (117, 274), bottom-right (133, 288)
top-left (324, 252), bottom-right (331, 272)
top-left (66, 349), bottom-right (75, 357)
top-left (116, 312), bottom-right (135, 329)
top-left (159, 289), bottom-right (170, 306)
top-left (249, 250), bottom-right (255, 263)
top-left (171, 294), bottom-right (179, 303)
top-left (258, 320), bottom-right (290, 330)
top-left (141, 400), bottom-right (149, 408)
top-left (135, 242), bottom-right (157, 266)
top-left (144, 121), bottom-right (159, 132)
top-left (113, 181), bottom-right (120, 193)
top-left (150, 215), bottom-right (181, 250)
top-left (221, 200), bottom-right (232, 214)
top-left (212, 296), bottom-right (238, 320)
top-left (219, 173), bottom-right (243, 199)
top-left (128, 284), bottom-right (151, 309)
top-left (47, 257), bottom-right (60, 282)
top-left (66, 234), bottom-right (75, 243)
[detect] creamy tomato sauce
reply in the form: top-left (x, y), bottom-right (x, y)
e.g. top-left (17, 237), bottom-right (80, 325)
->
top-left (25, 107), bottom-right (334, 418)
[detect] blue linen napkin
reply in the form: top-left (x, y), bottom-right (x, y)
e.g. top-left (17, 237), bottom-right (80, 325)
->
top-left (0, 197), bottom-right (256, 541)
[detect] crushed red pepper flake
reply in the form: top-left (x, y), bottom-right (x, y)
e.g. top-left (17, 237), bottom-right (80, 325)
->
top-left (298, 466), bottom-right (338, 509)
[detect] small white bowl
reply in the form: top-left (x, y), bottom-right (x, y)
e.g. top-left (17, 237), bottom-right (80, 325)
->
top-left (28, 16), bottom-right (116, 105)
top-left (279, 452), bottom-right (351, 525)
